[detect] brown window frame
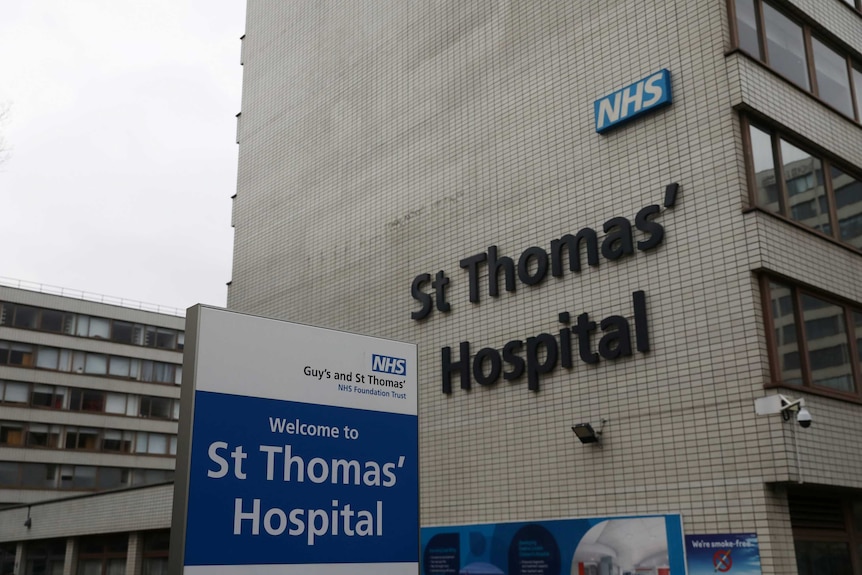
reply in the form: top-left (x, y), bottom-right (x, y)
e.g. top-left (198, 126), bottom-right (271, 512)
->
top-left (761, 275), bottom-right (862, 402)
top-left (741, 116), bottom-right (862, 252)
top-left (728, 0), bottom-right (862, 123)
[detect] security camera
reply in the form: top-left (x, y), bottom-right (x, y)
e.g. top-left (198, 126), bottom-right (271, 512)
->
top-left (797, 407), bottom-right (812, 428)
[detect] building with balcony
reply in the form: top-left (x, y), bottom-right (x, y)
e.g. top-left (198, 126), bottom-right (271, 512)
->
top-left (0, 284), bottom-right (183, 507)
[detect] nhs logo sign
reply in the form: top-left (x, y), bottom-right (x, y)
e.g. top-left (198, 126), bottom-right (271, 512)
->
top-left (372, 354), bottom-right (407, 376)
top-left (594, 69), bottom-right (672, 134)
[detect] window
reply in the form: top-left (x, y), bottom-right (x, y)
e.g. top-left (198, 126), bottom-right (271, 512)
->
top-left (102, 430), bottom-right (133, 453)
top-left (0, 422), bottom-right (24, 446)
top-left (763, 277), bottom-right (862, 398)
top-left (0, 342), bottom-right (34, 367)
top-left (78, 534), bottom-right (127, 575)
top-left (790, 488), bottom-right (862, 575)
top-left (762, 2), bottom-right (809, 89)
top-left (142, 530), bottom-right (170, 575)
top-left (27, 424), bottom-right (60, 448)
top-left (70, 389), bottom-right (106, 412)
top-left (140, 396), bottom-right (173, 419)
top-left (65, 427), bottom-right (100, 450)
top-left (744, 120), bottom-right (862, 249)
top-left (11, 305), bottom-right (38, 329)
top-left (0, 380), bottom-right (28, 404)
top-left (731, 0), bottom-right (862, 123)
top-left (20, 463), bottom-right (58, 488)
top-left (110, 321), bottom-right (135, 344)
top-left (31, 385), bottom-right (67, 409)
top-left (812, 37), bottom-right (854, 118)
top-left (24, 539), bottom-right (66, 575)
top-left (136, 432), bottom-right (170, 455)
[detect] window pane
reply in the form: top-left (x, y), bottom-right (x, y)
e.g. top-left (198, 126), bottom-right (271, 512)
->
top-left (108, 356), bottom-right (131, 377)
top-left (0, 303), bottom-right (11, 326)
top-left (148, 434), bottom-right (167, 454)
top-left (81, 391), bottom-right (105, 412)
top-left (795, 540), bottom-right (852, 575)
top-left (769, 281), bottom-right (802, 384)
top-left (3, 381), bottom-right (28, 403)
top-left (35, 347), bottom-right (59, 370)
top-left (20, 463), bottom-right (57, 488)
top-left (105, 393), bottom-right (126, 414)
top-left (155, 329), bottom-right (177, 350)
top-left (84, 354), bottom-right (108, 375)
top-left (12, 305), bottom-right (38, 329)
top-left (735, 0), bottom-right (761, 58)
top-left (763, 3), bottom-right (809, 90)
top-left (75, 315), bottom-right (90, 337)
top-left (72, 466), bottom-right (97, 488)
top-left (27, 424), bottom-right (59, 448)
top-left (854, 67), bottom-right (862, 121)
top-left (39, 309), bottom-right (64, 333)
top-left (750, 125), bottom-right (779, 210)
top-left (0, 462), bottom-right (18, 486)
top-left (111, 321), bottom-right (135, 344)
top-left (802, 294), bottom-right (854, 392)
top-left (812, 38), bottom-right (853, 117)
top-left (833, 167), bottom-right (862, 248)
top-left (88, 317), bottom-right (110, 339)
top-left (31, 384), bottom-right (57, 408)
top-left (0, 422), bottom-right (25, 446)
top-left (781, 140), bottom-right (830, 234)
top-left (97, 467), bottom-right (125, 489)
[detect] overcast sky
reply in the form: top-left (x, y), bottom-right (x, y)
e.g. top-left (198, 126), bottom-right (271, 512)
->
top-left (0, 1), bottom-right (246, 314)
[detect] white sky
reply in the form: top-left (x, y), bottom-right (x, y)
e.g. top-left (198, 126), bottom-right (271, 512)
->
top-left (0, 1), bottom-right (246, 313)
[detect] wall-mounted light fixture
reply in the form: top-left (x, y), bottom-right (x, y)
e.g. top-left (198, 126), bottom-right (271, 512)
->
top-left (572, 419), bottom-right (606, 444)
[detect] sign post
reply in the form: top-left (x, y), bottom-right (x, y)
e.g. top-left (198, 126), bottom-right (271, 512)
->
top-left (170, 306), bottom-right (419, 574)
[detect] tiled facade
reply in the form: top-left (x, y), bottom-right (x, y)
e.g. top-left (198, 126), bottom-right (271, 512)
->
top-left (229, 1), bottom-right (862, 573)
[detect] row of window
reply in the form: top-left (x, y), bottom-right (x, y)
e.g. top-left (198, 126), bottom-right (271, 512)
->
top-left (0, 301), bottom-right (184, 351)
top-left (840, 0), bottom-right (862, 13)
top-left (0, 420), bottom-right (177, 455)
top-left (744, 119), bottom-right (862, 249)
top-left (9, 531), bottom-right (168, 575)
top-left (0, 461), bottom-right (173, 491)
top-left (0, 340), bottom-right (182, 385)
top-left (764, 276), bottom-right (862, 399)
top-left (732, 0), bottom-right (862, 123)
top-left (0, 380), bottom-right (180, 420)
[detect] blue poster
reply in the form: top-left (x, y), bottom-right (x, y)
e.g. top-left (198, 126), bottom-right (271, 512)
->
top-left (685, 534), bottom-right (762, 575)
top-left (422, 514), bottom-right (685, 575)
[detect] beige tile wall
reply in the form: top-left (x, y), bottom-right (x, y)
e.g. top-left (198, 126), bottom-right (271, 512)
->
top-left (229, 1), bottom-right (862, 572)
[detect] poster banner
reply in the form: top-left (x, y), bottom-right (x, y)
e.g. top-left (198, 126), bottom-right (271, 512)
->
top-left (421, 514), bottom-right (685, 575)
top-left (171, 306), bottom-right (419, 575)
top-left (685, 534), bottom-right (762, 575)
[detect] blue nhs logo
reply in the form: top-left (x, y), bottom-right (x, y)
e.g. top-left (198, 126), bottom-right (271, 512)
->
top-left (594, 69), bottom-right (672, 134)
top-left (371, 354), bottom-right (407, 376)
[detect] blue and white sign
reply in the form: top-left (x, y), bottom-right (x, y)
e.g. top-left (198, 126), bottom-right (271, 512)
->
top-left (594, 69), bottom-right (672, 133)
top-left (686, 533), bottom-right (762, 574)
top-left (171, 306), bottom-right (419, 575)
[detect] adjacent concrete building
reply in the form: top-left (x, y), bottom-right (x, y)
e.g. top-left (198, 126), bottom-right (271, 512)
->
top-left (0, 283), bottom-right (183, 507)
top-left (226, 1), bottom-right (862, 573)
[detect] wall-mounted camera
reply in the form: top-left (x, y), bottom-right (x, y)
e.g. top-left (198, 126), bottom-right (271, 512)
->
top-left (754, 394), bottom-right (812, 429)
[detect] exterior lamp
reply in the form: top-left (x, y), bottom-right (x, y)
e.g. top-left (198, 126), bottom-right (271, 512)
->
top-left (571, 419), bottom-right (606, 444)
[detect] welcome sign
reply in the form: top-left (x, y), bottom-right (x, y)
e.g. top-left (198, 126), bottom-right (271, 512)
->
top-left (170, 306), bottom-right (419, 575)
